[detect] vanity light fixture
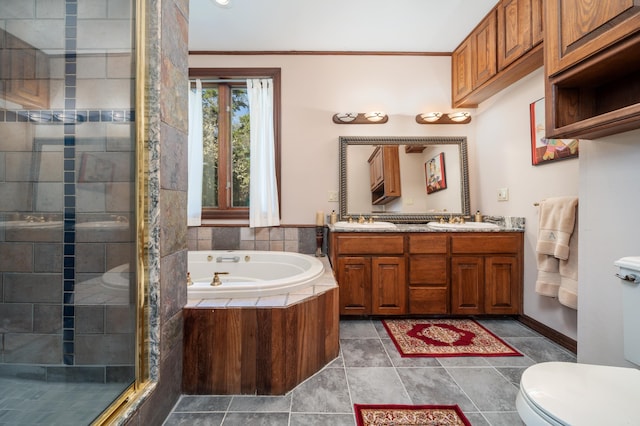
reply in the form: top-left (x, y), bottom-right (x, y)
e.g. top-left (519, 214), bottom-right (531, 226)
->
top-left (364, 111), bottom-right (387, 122)
top-left (212, 0), bottom-right (232, 8)
top-left (333, 112), bottom-right (358, 123)
top-left (415, 111), bottom-right (472, 124)
top-left (419, 112), bottom-right (443, 122)
top-left (448, 112), bottom-right (471, 122)
top-left (332, 112), bottom-right (388, 124)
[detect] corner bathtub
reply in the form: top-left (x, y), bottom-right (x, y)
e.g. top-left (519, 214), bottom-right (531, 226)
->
top-left (183, 250), bottom-right (339, 395)
top-left (187, 250), bottom-right (325, 299)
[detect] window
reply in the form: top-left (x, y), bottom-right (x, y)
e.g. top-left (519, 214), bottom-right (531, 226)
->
top-left (190, 68), bottom-right (281, 220)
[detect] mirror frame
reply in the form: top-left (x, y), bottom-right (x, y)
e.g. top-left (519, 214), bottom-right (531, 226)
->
top-left (339, 136), bottom-right (470, 223)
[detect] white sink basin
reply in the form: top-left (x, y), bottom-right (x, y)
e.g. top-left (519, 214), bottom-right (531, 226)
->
top-left (427, 221), bottom-right (500, 230)
top-left (333, 221), bottom-right (397, 230)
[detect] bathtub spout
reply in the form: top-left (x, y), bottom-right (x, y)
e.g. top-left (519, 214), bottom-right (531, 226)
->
top-left (216, 255), bottom-right (240, 263)
top-left (211, 272), bottom-right (229, 286)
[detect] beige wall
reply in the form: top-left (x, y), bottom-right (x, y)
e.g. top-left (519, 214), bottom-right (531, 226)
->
top-left (475, 68), bottom-right (579, 340)
top-left (188, 54), bottom-right (477, 224)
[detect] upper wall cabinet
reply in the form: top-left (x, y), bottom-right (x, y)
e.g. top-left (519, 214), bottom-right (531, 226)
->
top-left (452, 10), bottom-right (497, 106)
top-left (0, 28), bottom-right (50, 109)
top-left (452, 0), bottom-right (543, 108)
top-left (544, 0), bottom-right (640, 139)
top-left (497, 0), bottom-right (543, 70)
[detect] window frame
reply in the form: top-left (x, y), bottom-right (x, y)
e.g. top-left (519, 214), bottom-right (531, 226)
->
top-left (189, 68), bottom-right (281, 220)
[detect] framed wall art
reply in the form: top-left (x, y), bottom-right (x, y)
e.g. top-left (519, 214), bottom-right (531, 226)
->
top-left (425, 152), bottom-right (446, 194)
top-left (530, 98), bottom-right (579, 165)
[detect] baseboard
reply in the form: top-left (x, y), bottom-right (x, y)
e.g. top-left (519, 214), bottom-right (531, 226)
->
top-left (518, 314), bottom-right (577, 354)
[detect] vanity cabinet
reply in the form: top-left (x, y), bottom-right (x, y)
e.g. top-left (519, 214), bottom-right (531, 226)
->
top-left (332, 234), bottom-right (406, 315)
top-left (544, 0), bottom-right (640, 139)
top-left (329, 231), bottom-right (523, 317)
top-left (451, 234), bottom-right (522, 315)
top-left (368, 145), bottom-right (401, 205)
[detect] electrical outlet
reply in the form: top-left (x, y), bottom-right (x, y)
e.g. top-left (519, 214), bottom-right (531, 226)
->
top-left (497, 188), bottom-right (509, 201)
top-left (328, 190), bottom-right (339, 202)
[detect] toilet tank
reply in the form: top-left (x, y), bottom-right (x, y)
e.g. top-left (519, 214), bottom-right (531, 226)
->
top-left (615, 256), bottom-right (640, 366)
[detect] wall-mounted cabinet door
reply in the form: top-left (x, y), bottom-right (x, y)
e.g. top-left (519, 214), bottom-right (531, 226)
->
top-left (452, 37), bottom-right (473, 105)
top-left (545, 0), bottom-right (640, 76)
top-left (497, 0), bottom-right (532, 71)
top-left (472, 10), bottom-right (498, 88)
top-left (531, 0), bottom-right (544, 46)
top-left (371, 257), bottom-right (406, 315)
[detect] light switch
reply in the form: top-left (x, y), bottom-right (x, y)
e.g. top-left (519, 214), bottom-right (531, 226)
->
top-left (497, 188), bottom-right (509, 201)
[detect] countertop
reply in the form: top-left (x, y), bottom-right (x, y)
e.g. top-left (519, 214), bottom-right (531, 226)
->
top-left (327, 216), bottom-right (525, 233)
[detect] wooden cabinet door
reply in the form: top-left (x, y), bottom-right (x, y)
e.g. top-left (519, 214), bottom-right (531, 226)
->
top-left (337, 257), bottom-right (371, 315)
top-left (371, 256), bottom-right (406, 315)
top-left (368, 147), bottom-right (383, 190)
top-left (545, 0), bottom-right (640, 76)
top-left (451, 256), bottom-right (484, 315)
top-left (485, 256), bottom-right (520, 314)
top-left (472, 10), bottom-right (498, 88)
top-left (531, 0), bottom-right (544, 46)
top-left (497, 0), bottom-right (532, 71)
top-left (452, 37), bottom-right (473, 105)
top-left (2, 29), bottom-right (50, 109)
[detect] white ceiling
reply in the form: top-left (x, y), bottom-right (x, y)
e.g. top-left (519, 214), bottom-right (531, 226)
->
top-left (189, 0), bottom-right (499, 53)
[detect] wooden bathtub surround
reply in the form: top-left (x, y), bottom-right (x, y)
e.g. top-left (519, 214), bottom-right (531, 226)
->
top-left (182, 287), bottom-right (339, 395)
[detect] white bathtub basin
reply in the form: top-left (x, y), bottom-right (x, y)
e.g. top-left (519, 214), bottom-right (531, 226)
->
top-left (427, 221), bottom-right (500, 230)
top-left (333, 221), bottom-right (397, 230)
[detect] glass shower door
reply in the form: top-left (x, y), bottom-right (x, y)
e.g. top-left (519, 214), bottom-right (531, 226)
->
top-left (0, 0), bottom-right (138, 423)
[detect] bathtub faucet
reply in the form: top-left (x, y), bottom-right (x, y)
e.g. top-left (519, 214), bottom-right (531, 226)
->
top-left (211, 272), bottom-right (229, 286)
top-left (216, 255), bottom-right (240, 263)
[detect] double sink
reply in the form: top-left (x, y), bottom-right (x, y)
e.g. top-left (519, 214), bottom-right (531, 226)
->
top-left (332, 221), bottom-right (500, 231)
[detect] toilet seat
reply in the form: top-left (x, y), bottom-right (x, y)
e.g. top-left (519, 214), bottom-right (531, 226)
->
top-left (517, 362), bottom-right (640, 425)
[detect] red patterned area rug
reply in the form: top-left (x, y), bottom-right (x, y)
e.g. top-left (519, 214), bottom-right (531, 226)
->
top-left (382, 318), bottom-right (522, 357)
top-left (354, 403), bottom-right (471, 426)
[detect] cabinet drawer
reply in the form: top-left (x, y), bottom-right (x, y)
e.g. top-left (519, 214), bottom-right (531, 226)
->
top-left (335, 235), bottom-right (404, 255)
top-left (409, 256), bottom-right (447, 284)
top-left (409, 286), bottom-right (448, 314)
top-left (451, 234), bottom-right (521, 254)
top-left (408, 234), bottom-right (448, 254)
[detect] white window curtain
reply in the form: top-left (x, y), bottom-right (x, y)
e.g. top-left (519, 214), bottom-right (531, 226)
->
top-left (247, 78), bottom-right (280, 227)
top-left (187, 79), bottom-right (203, 226)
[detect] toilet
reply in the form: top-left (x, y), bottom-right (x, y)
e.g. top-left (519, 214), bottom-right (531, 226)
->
top-left (516, 256), bottom-right (640, 425)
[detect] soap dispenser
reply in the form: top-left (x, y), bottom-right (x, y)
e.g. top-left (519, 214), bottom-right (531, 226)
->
top-left (475, 210), bottom-right (482, 222)
top-left (330, 210), bottom-right (337, 225)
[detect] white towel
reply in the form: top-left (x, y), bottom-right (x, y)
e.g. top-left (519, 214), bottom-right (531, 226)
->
top-left (535, 196), bottom-right (578, 309)
top-left (558, 216), bottom-right (578, 309)
top-left (536, 196), bottom-right (578, 260)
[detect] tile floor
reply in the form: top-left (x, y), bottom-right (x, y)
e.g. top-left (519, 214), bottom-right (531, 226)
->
top-left (163, 317), bottom-right (576, 426)
top-left (0, 378), bottom-right (125, 425)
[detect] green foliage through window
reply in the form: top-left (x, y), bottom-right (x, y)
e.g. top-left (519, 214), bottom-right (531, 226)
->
top-left (201, 85), bottom-right (250, 209)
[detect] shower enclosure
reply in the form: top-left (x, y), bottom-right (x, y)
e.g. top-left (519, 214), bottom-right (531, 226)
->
top-left (1, 0), bottom-right (139, 423)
